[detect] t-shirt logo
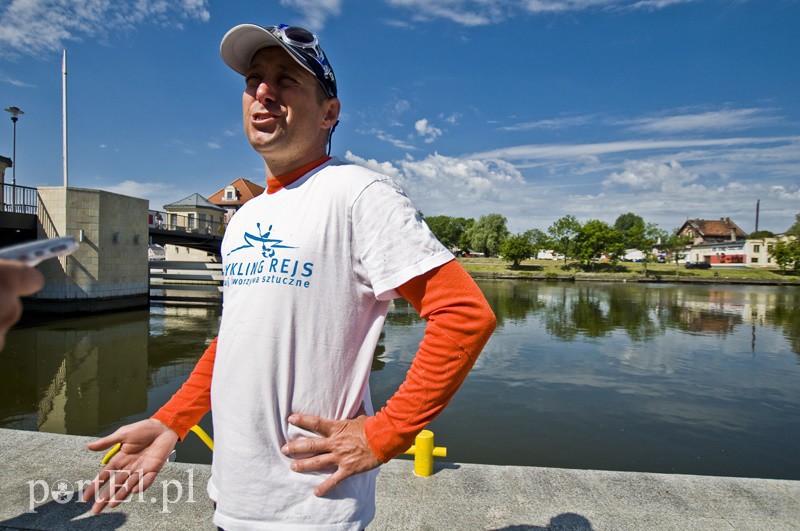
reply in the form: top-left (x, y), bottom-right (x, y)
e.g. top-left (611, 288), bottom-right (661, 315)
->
top-left (228, 223), bottom-right (296, 258)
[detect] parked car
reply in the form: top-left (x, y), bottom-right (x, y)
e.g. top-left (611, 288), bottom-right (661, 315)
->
top-left (685, 261), bottom-right (711, 270)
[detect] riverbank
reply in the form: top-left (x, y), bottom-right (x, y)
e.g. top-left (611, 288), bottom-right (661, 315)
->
top-left (459, 258), bottom-right (800, 286)
top-left (1, 428), bottom-right (798, 530)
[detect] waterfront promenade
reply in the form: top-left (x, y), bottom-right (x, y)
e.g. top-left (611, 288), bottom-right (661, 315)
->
top-left (0, 429), bottom-right (797, 530)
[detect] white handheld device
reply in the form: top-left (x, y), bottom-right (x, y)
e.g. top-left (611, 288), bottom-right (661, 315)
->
top-left (0, 236), bottom-right (79, 266)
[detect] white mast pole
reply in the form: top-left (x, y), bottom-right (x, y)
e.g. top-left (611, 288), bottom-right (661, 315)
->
top-left (62, 49), bottom-right (68, 187)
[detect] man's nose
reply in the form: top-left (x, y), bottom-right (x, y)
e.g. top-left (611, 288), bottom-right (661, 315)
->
top-left (256, 81), bottom-right (277, 103)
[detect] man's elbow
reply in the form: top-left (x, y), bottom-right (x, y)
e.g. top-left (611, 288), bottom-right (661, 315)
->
top-left (485, 306), bottom-right (498, 335)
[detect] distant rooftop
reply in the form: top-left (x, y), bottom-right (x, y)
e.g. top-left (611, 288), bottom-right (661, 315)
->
top-left (0, 155), bottom-right (12, 167)
top-left (164, 193), bottom-right (224, 211)
top-left (682, 217), bottom-right (747, 239)
top-left (208, 178), bottom-right (265, 206)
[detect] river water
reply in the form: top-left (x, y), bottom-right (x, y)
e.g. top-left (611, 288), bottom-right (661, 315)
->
top-left (1, 281), bottom-right (798, 480)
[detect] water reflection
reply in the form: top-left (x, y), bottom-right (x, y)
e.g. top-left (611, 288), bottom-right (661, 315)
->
top-left (1, 311), bottom-right (150, 435)
top-left (2, 282), bottom-right (799, 479)
top-left (476, 281), bottom-right (799, 354)
top-left (0, 307), bottom-right (220, 437)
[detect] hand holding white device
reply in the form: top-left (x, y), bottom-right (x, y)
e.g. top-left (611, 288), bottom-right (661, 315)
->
top-left (0, 236), bottom-right (79, 266)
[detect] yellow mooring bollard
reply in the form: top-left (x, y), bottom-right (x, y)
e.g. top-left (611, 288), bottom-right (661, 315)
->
top-left (402, 429), bottom-right (447, 477)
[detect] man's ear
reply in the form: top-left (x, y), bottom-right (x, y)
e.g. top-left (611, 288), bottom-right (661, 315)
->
top-left (321, 98), bottom-right (341, 130)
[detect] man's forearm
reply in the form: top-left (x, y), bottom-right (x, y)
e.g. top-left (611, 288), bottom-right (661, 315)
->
top-left (151, 337), bottom-right (217, 440)
top-left (364, 260), bottom-right (497, 462)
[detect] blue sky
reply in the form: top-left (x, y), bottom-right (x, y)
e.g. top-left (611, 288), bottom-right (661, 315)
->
top-left (0, 0), bottom-right (798, 234)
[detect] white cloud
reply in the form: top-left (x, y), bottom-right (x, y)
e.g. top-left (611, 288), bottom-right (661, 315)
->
top-left (384, 0), bottom-right (700, 25)
top-left (0, 0), bottom-right (210, 57)
top-left (500, 114), bottom-right (595, 131)
top-left (770, 185), bottom-right (800, 201)
top-left (0, 71), bottom-right (34, 86)
top-left (440, 112), bottom-right (461, 124)
top-left (414, 118), bottom-right (443, 143)
top-left (99, 144), bottom-right (107, 149)
top-left (626, 108), bottom-right (778, 134)
top-left (344, 151), bottom-right (402, 180)
top-left (98, 180), bottom-right (187, 211)
top-left (279, 0), bottom-right (343, 31)
top-left (361, 128), bottom-right (417, 150)
top-left (470, 136), bottom-right (800, 161)
top-left (604, 159), bottom-right (698, 191)
top-left (346, 150), bottom-right (524, 202)
top-left (206, 141), bottom-right (221, 149)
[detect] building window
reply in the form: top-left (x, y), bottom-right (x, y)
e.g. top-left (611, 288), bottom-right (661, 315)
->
top-left (188, 213), bottom-right (195, 230)
top-left (225, 186), bottom-right (236, 201)
top-left (751, 257), bottom-right (759, 263)
top-left (753, 245), bottom-right (760, 253)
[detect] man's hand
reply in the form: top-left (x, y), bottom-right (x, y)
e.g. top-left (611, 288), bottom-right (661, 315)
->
top-left (0, 259), bottom-right (44, 350)
top-left (281, 413), bottom-right (381, 497)
top-left (81, 418), bottom-right (179, 514)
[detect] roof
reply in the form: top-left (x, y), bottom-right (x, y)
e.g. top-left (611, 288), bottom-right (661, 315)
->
top-left (681, 218), bottom-right (747, 239)
top-left (0, 155), bottom-right (12, 167)
top-left (163, 193), bottom-right (225, 211)
top-left (208, 178), bottom-right (265, 206)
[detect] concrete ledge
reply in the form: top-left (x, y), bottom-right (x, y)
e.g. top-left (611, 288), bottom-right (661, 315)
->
top-left (21, 295), bottom-right (149, 314)
top-left (0, 428), bottom-right (798, 530)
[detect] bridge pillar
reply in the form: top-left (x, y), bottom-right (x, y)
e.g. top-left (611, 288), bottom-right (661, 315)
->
top-left (26, 187), bottom-right (149, 313)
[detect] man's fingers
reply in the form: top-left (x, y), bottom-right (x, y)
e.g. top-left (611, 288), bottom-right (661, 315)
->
top-left (289, 453), bottom-right (337, 473)
top-left (0, 260), bottom-right (44, 296)
top-left (16, 265), bottom-right (44, 295)
top-left (87, 431), bottom-right (124, 451)
top-left (314, 469), bottom-right (347, 497)
top-left (282, 435), bottom-right (331, 456)
top-left (81, 468), bottom-right (114, 502)
top-left (288, 413), bottom-right (334, 436)
top-left (107, 471), bottom-right (142, 508)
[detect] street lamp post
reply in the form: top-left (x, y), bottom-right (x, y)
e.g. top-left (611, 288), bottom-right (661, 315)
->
top-left (4, 106), bottom-right (24, 212)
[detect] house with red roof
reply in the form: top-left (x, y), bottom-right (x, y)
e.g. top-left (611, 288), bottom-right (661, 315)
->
top-left (208, 178), bottom-right (265, 222)
top-left (677, 218), bottom-right (747, 245)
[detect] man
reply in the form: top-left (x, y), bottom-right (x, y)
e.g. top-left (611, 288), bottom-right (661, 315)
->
top-left (82, 23), bottom-right (496, 529)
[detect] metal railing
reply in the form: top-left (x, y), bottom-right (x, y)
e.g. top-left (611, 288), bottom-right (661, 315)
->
top-left (1, 183), bottom-right (38, 214)
top-left (148, 210), bottom-right (224, 237)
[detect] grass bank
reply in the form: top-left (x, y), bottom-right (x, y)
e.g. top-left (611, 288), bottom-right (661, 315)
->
top-left (458, 257), bottom-right (800, 285)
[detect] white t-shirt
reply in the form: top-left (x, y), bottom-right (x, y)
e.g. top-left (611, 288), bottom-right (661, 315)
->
top-left (209, 158), bottom-right (453, 530)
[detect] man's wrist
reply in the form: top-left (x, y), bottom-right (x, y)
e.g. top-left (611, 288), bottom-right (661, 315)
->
top-left (150, 413), bottom-right (183, 441)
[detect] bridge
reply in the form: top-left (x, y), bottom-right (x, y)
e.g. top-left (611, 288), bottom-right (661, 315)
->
top-left (147, 210), bottom-right (222, 254)
top-left (0, 185), bottom-right (222, 256)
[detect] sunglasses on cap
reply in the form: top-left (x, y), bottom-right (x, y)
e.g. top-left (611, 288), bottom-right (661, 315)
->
top-left (266, 24), bottom-right (337, 99)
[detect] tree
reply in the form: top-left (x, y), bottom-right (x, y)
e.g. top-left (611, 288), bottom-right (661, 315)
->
top-left (769, 239), bottom-right (800, 274)
top-left (500, 233), bottom-right (535, 268)
top-left (548, 215), bottom-right (581, 266)
top-left (749, 230), bottom-right (775, 239)
top-left (465, 214), bottom-right (509, 256)
top-left (626, 222), bottom-right (666, 276)
top-left (614, 213), bottom-right (645, 248)
top-left (787, 213), bottom-right (800, 237)
top-left (424, 215), bottom-right (475, 250)
top-left (524, 228), bottom-right (550, 259)
top-left (664, 231), bottom-right (692, 274)
top-left (574, 219), bottom-right (616, 270)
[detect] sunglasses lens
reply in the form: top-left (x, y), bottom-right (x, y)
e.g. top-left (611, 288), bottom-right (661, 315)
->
top-left (284, 26), bottom-right (315, 45)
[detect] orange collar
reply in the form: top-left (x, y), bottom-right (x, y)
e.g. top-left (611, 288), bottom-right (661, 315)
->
top-left (266, 156), bottom-right (331, 195)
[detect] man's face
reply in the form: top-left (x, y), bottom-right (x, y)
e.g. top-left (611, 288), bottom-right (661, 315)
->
top-left (242, 47), bottom-right (333, 160)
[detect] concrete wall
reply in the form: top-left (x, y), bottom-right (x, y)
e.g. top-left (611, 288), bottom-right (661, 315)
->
top-left (29, 187), bottom-right (149, 312)
top-left (164, 244), bottom-right (220, 262)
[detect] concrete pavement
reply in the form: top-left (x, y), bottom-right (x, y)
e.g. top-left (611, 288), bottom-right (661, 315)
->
top-left (0, 428), bottom-right (797, 530)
